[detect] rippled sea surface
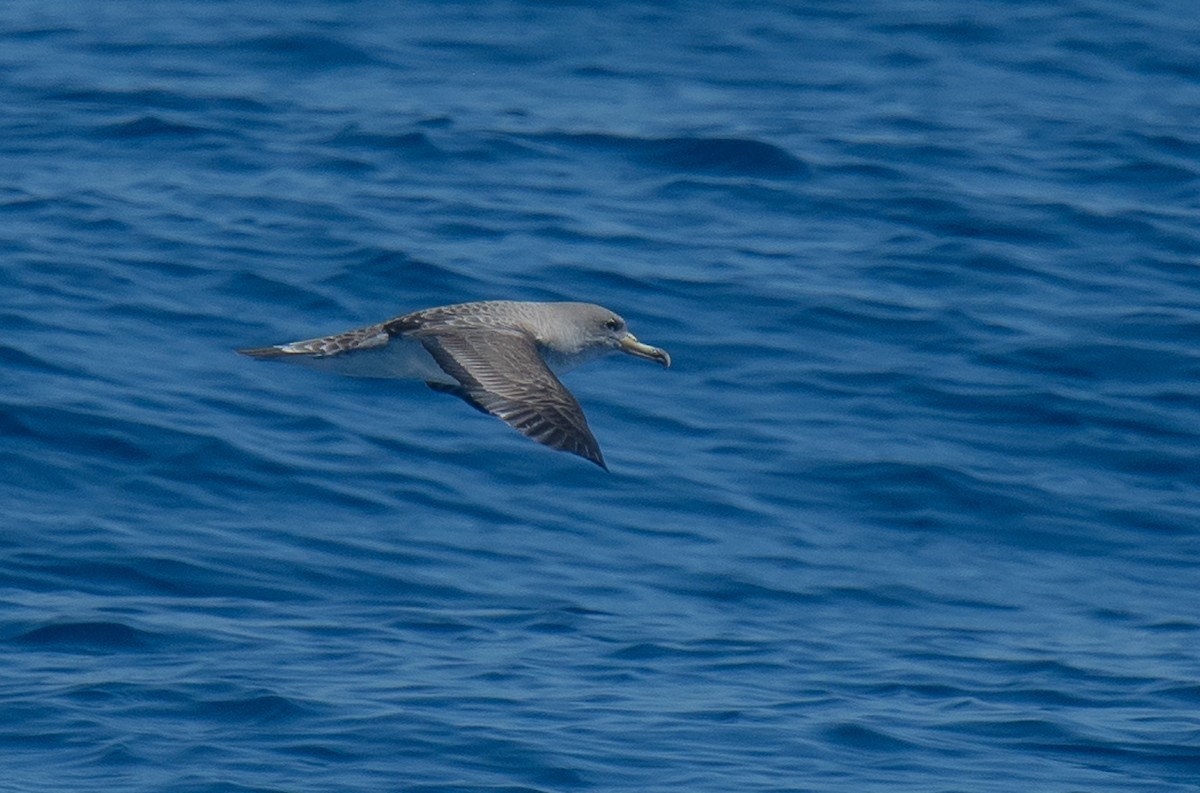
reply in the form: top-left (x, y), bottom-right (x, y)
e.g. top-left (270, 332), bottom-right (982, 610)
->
top-left (3, 1), bottom-right (1199, 790)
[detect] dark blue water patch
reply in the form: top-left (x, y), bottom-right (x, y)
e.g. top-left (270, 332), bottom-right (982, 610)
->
top-left (309, 155), bottom-right (374, 175)
top-left (1144, 620), bottom-right (1200, 635)
top-left (976, 341), bottom-right (1200, 384)
top-left (11, 621), bottom-right (153, 652)
top-left (456, 134), bottom-right (554, 164)
top-left (3, 23), bottom-right (76, 41)
top-left (795, 302), bottom-right (964, 349)
top-left (220, 272), bottom-right (346, 314)
top-left (1060, 33), bottom-right (1200, 79)
top-left (163, 779), bottom-right (298, 793)
top-left (277, 742), bottom-right (360, 762)
top-left (0, 188), bottom-right (47, 210)
top-left (232, 34), bottom-right (379, 68)
top-left (49, 87), bottom-right (272, 115)
top-left (325, 126), bottom-right (446, 159)
top-left (317, 248), bottom-right (466, 298)
top-left (537, 132), bottom-right (809, 178)
top-left (650, 176), bottom-right (811, 221)
top-left (1097, 505), bottom-right (1197, 537)
top-left (607, 642), bottom-right (686, 662)
top-left (192, 694), bottom-right (311, 725)
top-left (1139, 131), bottom-right (1200, 159)
top-left (429, 220), bottom-right (509, 240)
top-left (870, 195), bottom-right (1064, 244)
top-left (0, 342), bottom-right (73, 375)
top-left (824, 722), bottom-right (920, 753)
top-left (1, 402), bottom-right (324, 518)
top-left (323, 124), bottom-right (550, 168)
top-left (639, 137), bottom-right (809, 177)
top-left (94, 115), bottom-right (226, 141)
top-left (2, 550), bottom-right (312, 601)
top-left (809, 460), bottom-right (1049, 531)
top-left (824, 158), bottom-right (911, 182)
top-left (1104, 157), bottom-right (1198, 187)
top-left (658, 573), bottom-right (825, 607)
top-left (536, 263), bottom-right (669, 298)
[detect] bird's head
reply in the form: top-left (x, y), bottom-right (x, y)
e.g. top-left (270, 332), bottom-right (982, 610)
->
top-left (536, 303), bottom-right (672, 371)
top-left (586, 305), bottom-right (671, 368)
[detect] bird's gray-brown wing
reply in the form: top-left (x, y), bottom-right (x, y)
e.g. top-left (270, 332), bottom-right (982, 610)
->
top-left (237, 323), bottom-right (390, 358)
top-left (416, 328), bottom-right (606, 469)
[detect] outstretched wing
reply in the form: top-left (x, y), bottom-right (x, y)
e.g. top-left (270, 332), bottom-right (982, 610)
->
top-left (237, 323), bottom-right (390, 358)
top-left (418, 328), bottom-right (606, 469)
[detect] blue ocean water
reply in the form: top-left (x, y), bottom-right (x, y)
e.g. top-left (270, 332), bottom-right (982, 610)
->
top-left (3, 0), bottom-right (1199, 790)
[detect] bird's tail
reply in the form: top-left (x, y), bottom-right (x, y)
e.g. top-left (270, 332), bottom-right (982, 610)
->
top-left (236, 345), bottom-right (293, 358)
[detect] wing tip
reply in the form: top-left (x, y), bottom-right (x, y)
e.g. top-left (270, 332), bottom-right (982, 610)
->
top-left (237, 345), bottom-right (289, 358)
top-left (571, 436), bottom-right (608, 470)
top-left (581, 440), bottom-right (608, 470)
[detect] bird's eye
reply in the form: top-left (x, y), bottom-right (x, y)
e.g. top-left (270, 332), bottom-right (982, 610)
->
top-left (604, 317), bottom-right (621, 331)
